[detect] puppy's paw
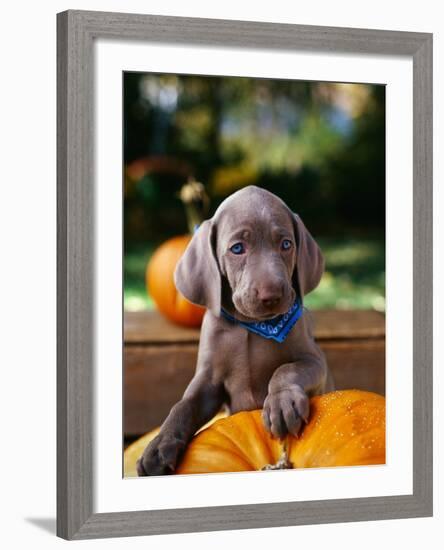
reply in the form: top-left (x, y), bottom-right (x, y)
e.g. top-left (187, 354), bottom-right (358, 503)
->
top-left (262, 385), bottom-right (309, 438)
top-left (136, 433), bottom-right (186, 476)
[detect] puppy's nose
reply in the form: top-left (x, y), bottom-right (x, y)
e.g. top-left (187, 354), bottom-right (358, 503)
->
top-left (257, 286), bottom-right (283, 309)
top-left (262, 296), bottom-right (281, 308)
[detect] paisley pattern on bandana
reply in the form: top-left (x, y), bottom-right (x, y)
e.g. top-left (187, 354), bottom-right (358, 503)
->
top-left (220, 299), bottom-right (304, 343)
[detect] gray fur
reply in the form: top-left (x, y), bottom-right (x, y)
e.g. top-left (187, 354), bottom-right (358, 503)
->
top-left (137, 186), bottom-right (332, 476)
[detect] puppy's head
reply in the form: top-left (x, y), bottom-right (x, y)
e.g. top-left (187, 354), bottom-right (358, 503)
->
top-left (175, 186), bottom-right (324, 320)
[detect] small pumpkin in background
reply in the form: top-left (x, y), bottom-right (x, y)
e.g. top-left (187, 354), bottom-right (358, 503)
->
top-left (146, 234), bottom-right (204, 327)
top-left (124, 390), bottom-right (385, 477)
top-left (146, 180), bottom-right (208, 328)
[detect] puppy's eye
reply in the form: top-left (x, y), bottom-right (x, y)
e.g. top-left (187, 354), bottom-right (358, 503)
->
top-left (281, 239), bottom-right (292, 251)
top-left (230, 243), bottom-right (245, 255)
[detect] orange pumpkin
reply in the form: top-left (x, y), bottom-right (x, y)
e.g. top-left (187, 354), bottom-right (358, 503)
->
top-left (124, 412), bottom-right (227, 477)
top-left (146, 234), bottom-right (205, 327)
top-left (176, 390), bottom-right (385, 474)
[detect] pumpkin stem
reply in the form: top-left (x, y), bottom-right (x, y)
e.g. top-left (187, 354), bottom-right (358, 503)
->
top-left (262, 436), bottom-right (293, 470)
top-left (179, 178), bottom-right (210, 234)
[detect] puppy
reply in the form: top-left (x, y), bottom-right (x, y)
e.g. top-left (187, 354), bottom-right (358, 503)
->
top-left (137, 185), bottom-right (333, 476)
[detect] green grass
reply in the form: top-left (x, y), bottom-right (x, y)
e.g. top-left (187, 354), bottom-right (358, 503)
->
top-left (124, 237), bottom-right (385, 312)
top-left (305, 238), bottom-right (385, 311)
top-left (124, 245), bottom-right (155, 311)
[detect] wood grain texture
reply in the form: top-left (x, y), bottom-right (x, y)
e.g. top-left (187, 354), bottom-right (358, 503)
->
top-left (56, 11), bottom-right (68, 538)
top-left (124, 338), bottom-right (386, 436)
top-left (71, 493), bottom-right (430, 539)
top-left (124, 309), bottom-right (385, 344)
top-left (123, 309), bottom-right (386, 435)
top-left (57, 11), bottom-right (94, 539)
top-left (412, 34), bottom-right (433, 515)
top-left (124, 344), bottom-right (199, 435)
top-left (68, 9), bottom-right (429, 55)
top-left (57, 9), bottom-right (433, 539)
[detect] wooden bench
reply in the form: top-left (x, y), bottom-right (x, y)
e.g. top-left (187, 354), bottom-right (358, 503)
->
top-left (124, 309), bottom-right (385, 437)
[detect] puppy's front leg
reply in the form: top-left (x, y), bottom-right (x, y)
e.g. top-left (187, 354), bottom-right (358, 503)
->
top-left (137, 370), bottom-right (224, 476)
top-left (263, 357), bottom-right (328, 438)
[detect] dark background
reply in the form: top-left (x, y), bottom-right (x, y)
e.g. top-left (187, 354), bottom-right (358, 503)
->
top-left (123, 72), bottom-right (385, 312)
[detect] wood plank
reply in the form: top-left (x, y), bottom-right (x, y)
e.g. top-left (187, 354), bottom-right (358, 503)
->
top-left (323, 339), bottom-right (385, 397)
top-left (124, 339), bottom-right (385, 436)
top-left (124, 345), bottom-right (197, 436)
top-left (124, 309), bottom-right (385, 344)
top-left (124, 311), bottom-right (200, 344)
top-left (310, 309), bottom-right (385, 340)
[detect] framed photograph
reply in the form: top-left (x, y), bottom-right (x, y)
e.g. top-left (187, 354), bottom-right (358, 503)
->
top-left (57, 10), bottom-right (433, 540)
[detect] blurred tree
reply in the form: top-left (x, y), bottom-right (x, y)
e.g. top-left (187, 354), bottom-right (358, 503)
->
top-left (123, 73), bottom-right (385, 311)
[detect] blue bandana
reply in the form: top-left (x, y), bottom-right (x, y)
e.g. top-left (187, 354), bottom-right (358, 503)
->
top-left (220, 299), bottom-right (304, 343)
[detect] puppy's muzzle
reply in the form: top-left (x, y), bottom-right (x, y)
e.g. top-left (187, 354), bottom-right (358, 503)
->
top-left (255, 283), bottom-right (284, 310)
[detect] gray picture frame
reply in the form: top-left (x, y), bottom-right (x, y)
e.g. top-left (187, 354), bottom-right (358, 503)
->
top-left (57, 10), bottom-right (433, 540)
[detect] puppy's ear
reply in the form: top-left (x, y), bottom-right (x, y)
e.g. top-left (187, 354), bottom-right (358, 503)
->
top-left (292, 213), bottom-right (324, 299)
top-left (174, 219), bottom-right (221, 316)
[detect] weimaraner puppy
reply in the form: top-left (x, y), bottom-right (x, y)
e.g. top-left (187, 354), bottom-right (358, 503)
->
top-left (137, 185), bottom-right (334, 476)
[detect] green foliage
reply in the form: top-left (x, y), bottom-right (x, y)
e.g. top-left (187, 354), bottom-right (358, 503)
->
top-left (124, 238), bottom-right (384, 312)
top-left (124, 245), bottom-right (154, 311)
top-left (123, 74), bottom-right (385, 312)
top-left (305, 238), bottom-right (385, 311)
